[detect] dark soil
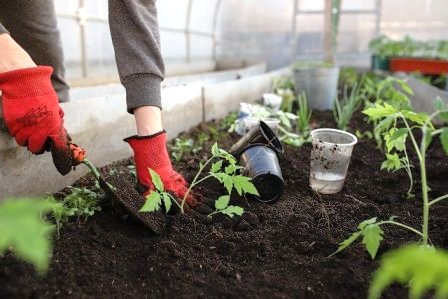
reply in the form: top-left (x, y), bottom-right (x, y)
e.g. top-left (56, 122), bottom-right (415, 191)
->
top-left (1, 111), bottom-right (447, 299)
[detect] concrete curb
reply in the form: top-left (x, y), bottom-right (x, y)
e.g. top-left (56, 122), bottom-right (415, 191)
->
top-left (0, 65), bottom-right (291, 199)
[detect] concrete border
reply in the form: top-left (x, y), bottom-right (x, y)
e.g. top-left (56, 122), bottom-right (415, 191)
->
top-left (0, 65), bottom-right (291, 199)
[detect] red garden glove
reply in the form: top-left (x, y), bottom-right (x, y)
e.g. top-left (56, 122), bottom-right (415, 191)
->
top-left (0, 66), bottom-right (76, 175)
top-left (124, 131), bottom-right (196, 207)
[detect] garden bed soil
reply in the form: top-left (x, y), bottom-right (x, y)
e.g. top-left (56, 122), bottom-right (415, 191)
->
top-left (1, 111), bottom-right (448, 299)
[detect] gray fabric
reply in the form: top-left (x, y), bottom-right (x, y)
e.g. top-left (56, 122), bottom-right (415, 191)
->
top-left (0, 0), bottom-right (70, 102)
top-left (0, 0), bottom-right (164, 111)
top-left (108, 0), bottom-right (165, 112)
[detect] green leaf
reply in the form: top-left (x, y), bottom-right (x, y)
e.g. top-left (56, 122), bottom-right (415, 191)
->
top-left (210, 160), bottom-right (223, 173)
top-left (369, 245), bottom-right (448, 299)
top-left (441, 128), bottom-right (448, 156)
top-left (162, 193), bottom-right (172, 213)
top-left (211, 142), bottom-right (220, 156)
top-left (362, 224), bottom-right (384, 259)
top-left (215, 195), bottom-right (230, 210)
top-left (220, 205), bottom-right (244, 218)
top-left (330, 231), bottom-right (363, 257)
top-left (384, 128), bottom-right (408, 152)
top-left (358, 217), bottom-right (378, 230)
top-left (222, 174), bottom-right (234, 194)
top-left (0, 198), bottom-right (57, 273)
top-left (401, 110), bottom-right (430, 126)
top-left (231, 176), bottom-right (259, 196)
top-left (140, 191), bottom-right (162, 212)
top-left (149, 169), bottom-right (164, 192)
top-left (363, 103), bottom-right (397, 120)
top-left (381, 153), bottom-right (402, 171)
top-left (225, 164), bottom-right (238, 175)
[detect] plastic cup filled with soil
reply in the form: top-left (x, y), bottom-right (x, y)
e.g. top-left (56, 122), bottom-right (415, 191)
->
top-left (309, 128), bottom-right (357, 194)
top-left (244, 117), bottom-right (280, 134)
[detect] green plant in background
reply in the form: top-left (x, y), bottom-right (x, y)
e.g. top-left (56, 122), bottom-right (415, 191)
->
top-left (369, 35), bottom-right (448, 59)
top-left (141, 143), bottom-right (258, 216)
top-left (49, 186), bottom-right (102, 237)
top-left (219, 112), bottom-right (238, 132)
top-left (333, 81), bottom-right (364, 131)
top-left (0, 198), bottom-right (58, 273)
top-left (278, 88), bottom-right (296, 113)
top-left (355, 129), bottom-right (373, 140)
top-left (272, 76), bottom-right (295, 94)
top-left (272, 76), bottom-right (296, 113)
top-left (63, 187), bottom-right (102, 221)
top-left (332, 100), bottom-right (448, 259)
top-left (362, 76), bottom-right (414, 149)
top-left (380, 127), bottom-right (415, 198)
top-left (296, 92), bottom-right (312, 136)
top-left (339, 67), bottom-right (360, 88)
top-left (195, 131), bottom-right (209, 147)
top-left (369, 245), bottom-right (448, 299)
top-left (171, 137), bottom-right (201, 162)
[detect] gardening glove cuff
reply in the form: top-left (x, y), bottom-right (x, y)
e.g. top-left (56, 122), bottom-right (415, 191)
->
top-left (0, 66), bottom-right (75, 175)
top-left (124, 131), bottom-right (196, 206)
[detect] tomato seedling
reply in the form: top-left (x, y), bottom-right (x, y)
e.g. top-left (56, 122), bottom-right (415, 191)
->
top-left (332, 99), bottom-right (448, 259)
top-left (140, 143), bottom-right (259, 217)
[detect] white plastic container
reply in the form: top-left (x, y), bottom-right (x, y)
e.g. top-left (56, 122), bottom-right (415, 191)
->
top-left (262, 93), bottom-right (282, 112)
top-left (244, 117), bottom-right (280, 134)
top-left (309, 128), bottom-right (357, 194)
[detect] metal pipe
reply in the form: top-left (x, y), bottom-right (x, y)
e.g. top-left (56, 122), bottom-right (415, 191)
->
top-left (185, 0), bottom-right (194, 63)
top-left (291, 0), bottom-right (298, 61)
top-left (212, 0), bottom-right (223, 61)
top-left (78, 0), bottom-right (88, 78)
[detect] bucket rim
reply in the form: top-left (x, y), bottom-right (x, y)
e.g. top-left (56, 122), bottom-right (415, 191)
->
top-left (310, 128), bottom-right (358, 147)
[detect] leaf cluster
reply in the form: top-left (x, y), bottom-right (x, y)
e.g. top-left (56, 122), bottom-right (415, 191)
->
top-left (0, 198), bottom-right (58, 273)
top-left (369, 245), bottom-right (448, 299)
top-left (51, 187), bottom-right (102, 236)
top-left (171, 137), bottom-right (201, 162)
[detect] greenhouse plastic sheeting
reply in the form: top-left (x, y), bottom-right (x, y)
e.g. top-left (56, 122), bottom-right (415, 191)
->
top-left (49, 0), bottom-right (448, 80)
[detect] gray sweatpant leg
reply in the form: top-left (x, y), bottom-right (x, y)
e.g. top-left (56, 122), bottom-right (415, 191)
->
top-left (0, 0), bottom-right (70, 102)
top-left (108, 0), bottom-right (165, 113)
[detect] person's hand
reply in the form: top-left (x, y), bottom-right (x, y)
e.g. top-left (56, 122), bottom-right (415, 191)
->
top-left (124, 131), bottom-right (197, 208)
top-left (0, 66), bottom-right (77, 175)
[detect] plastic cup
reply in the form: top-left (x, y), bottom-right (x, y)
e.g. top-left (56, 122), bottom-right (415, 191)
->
top-left (309, 128), bottom-right (358, 194)
top-left (244, 117), bottom-right (280, 134)
top-left (239, 145), bottom-right (284, 203)
top-left (262, 93), bottom-right (282, 112)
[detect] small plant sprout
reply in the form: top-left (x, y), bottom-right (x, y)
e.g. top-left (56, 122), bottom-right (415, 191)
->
top-left (381, 127), bottom-right (414, 198)
top-left (296, 92), bottom-right (312, 137)
top-left (140, 143), bottom-right (259, 217)
top-left (369, 245), bottom-right (448, 299)
top-left (332, 100), bottom-right (448, 258)
top-left (207, 195), bottom-right (244, 218)
top-left (171, 138), bottom-right (200, 162)
top-left (180, 143), bottom-right (259, 213)
top-left (279, 92), bottom-right (312, 147)
top-left (333, 81), bottom-right (364, 131)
